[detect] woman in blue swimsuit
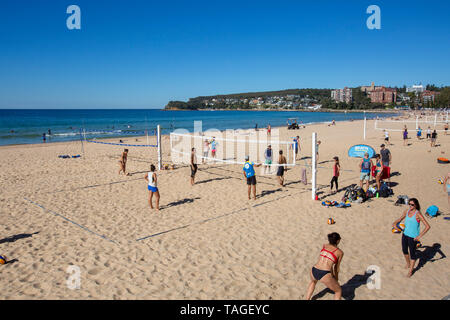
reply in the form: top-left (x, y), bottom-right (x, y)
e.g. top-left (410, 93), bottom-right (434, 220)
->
top-left (392, 198), bottom-right (430, 277)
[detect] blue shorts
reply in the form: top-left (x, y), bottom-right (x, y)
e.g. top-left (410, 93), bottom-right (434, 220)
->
top-left (148, 186), bottom-right (158, 192)
top-left (360, 172), bottom-right (370, 181)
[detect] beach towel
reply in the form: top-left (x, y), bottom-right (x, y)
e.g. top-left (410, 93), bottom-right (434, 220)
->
top-left (301, 168), bottom-right (307, 185)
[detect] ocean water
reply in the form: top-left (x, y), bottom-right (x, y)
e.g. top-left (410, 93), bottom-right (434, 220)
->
top-left (0, 109), bottom-right (398, 146)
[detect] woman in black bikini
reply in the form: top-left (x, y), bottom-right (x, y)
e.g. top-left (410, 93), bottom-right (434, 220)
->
top-left (305, 232), bottom-right (344, 300)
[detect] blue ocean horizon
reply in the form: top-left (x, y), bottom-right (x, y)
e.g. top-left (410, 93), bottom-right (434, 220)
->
top-left (0, 109), bottom-right (398, 146)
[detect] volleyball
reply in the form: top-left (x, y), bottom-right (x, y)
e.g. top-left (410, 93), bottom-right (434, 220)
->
top-left (392, 227), bottom-right (401, 233)
top-left (0, 255), bottom-right (7, 265)
top-left (396, 222), bottom-right (405, 231)
top-left (327, 218), bottom-right (335, 225)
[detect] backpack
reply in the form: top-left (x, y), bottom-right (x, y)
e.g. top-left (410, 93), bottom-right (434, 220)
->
top-left (356, 187), bottom-right (367, 201)
top-left (379, 182), bottom-right (390, 198)
top-left (343, 185), bottom-right (358, 202)
top-left (426, 205), bottom-right (439, 217)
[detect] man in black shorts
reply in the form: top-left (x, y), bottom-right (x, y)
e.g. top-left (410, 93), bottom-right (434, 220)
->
top-left (243, 155), bottom-right (261, 200)
top-left (277, 150), bottom-right (287, 186)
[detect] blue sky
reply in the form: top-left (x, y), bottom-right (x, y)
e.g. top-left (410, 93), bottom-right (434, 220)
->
top-left (0, 0), bottom-right (449, 109)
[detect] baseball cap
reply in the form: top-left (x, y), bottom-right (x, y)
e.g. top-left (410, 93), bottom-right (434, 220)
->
top-left (380, 144), bottom-right (385, 147)
top-left (245, 155), bottom-right (249, 160)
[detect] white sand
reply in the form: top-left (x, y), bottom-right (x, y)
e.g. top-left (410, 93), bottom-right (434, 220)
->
top-left (0, 118), bottom-right (449, 299)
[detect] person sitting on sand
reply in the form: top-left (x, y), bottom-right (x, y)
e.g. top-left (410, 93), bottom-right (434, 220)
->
top-left (359, 152), bottom-right (373, 191)
top-left (445, 123), bottom-right (449, 135)
top-left (118, 149), bottom-right (130, 175)
top-left (277, 150), bottom-right (287, 186)
top-left (305, 232), bottom-right (344, 300)
top-left (392, 198), bottom-right (430, 277)
top-left (330, 156), bottom-right (340, 194)
top-left (145, 164), bottom-right (160, 211)
top-left (243, 155), bottom-right (261, 200)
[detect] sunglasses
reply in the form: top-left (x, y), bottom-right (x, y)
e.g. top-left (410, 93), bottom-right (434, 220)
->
top-left (409, 203), bottom-right (415, 206)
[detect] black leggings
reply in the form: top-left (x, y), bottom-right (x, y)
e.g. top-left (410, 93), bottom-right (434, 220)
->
top-left (330, 176), bottom-right (339, 190)
top-left (401, 234), bottom-right (418, 260)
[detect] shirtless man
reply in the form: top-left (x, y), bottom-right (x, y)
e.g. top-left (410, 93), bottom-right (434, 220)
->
top-left (190, 147), bottom-right (198, 186)
top-left (118, 149), bottom-right (130, 175)
top-left (277, 150), bottom-right (287, 186)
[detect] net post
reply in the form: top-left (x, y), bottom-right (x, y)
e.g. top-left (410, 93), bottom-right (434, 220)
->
top-left (363, 111), bottom-right (366, 140)
top-left (312, 132), bottom-right (317, 200)
top-left (157, 125), bottom-right (162, 170)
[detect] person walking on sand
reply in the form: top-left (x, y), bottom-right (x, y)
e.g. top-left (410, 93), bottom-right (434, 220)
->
top-left (426, 126), bottom-right (431, 140)
top-left (145, 164), bottom-right (160, 211)
top-left (431, 130), bottom-right (437, 147)
top-left (118, 149), bottom-right (130, 175)
top-left (416, 126), bottom-right (422, 140)
top-left (392, 198), bottom-right (430, 277)
top-left (267, 124), bottom-right (271, 137)
top-left (403, 127), bottom-right (408, 146)
top-left (277, 150), bottom-right (287, 186)
top-left (444, 123), bottom-right (449, 135)
top-left (359, 152), bottom-right (373, 191)
top-left (384, 130), bottom-right (390, 146)
top-left (190, 147), bottom-right (198, 186)
top-left (316, 140), bottom-right (321, 161)
top-left (330, 156), bottom-right (340, 194)
top-left (374, 154), bottom-right (384, 190)
top-left (380, 144), bottom-right (392, 187)
top-left (243, 155), bottom-right (261, 200)
top-left (210, 137), bottom-right (218, 162)
top-left (264, 145), bottom-right (273, 174)
top-left (291, 136), bottom-right (300, 160)
top-left (305, 232), bottom-right (344, 300)
top-left (443, 172), bottom-right (450, 209)
top-left (202, 139), bottom-right (210, 164)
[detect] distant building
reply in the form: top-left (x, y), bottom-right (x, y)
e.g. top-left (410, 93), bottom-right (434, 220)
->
top-left (361, 82), bottom-right (383, 94)
top-left (370, 87), bottom-right (397, 104)
top-left (331, 87), bottom-right (352, 103)
top-left (422, 90), bottom-right (440, 103)
top-left (406, 84), bottom-right (425, 94)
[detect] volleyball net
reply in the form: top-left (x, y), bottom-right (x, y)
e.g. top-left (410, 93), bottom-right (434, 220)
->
top-left (375, 118), bottom-right (449, 132)
top-left (170, 130), bottom-right (296, 168)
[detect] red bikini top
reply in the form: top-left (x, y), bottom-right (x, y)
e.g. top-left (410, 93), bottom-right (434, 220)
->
top-left (320, 245), bottom-right (338, 264)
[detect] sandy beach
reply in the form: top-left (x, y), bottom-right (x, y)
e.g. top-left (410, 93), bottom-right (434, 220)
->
top-left (0, 118), bottom-right (449, 300)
